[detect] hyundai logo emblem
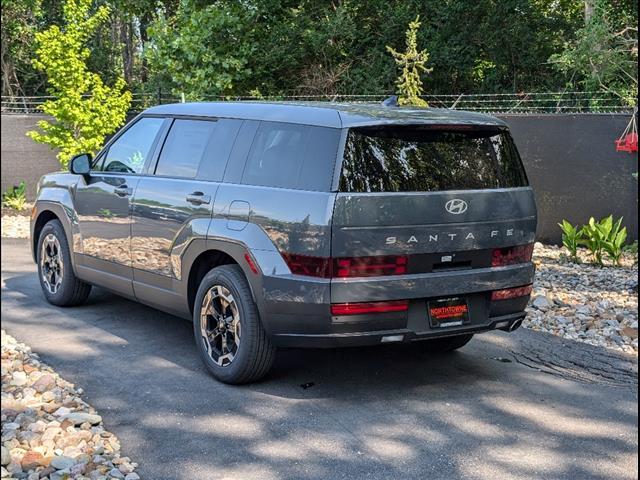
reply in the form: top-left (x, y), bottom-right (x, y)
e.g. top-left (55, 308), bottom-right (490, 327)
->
top-left (445, 199), bottom-right (468, 214)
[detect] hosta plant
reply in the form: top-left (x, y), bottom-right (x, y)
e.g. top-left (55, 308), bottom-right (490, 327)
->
top-left (579, 216), bottom-right (628, 266)
top-left (600, 216), bottom-right (627, 266)
top-left (558, 219), bottom-right (582, 262)
top-left (579, 217), bottom-right (607, 265)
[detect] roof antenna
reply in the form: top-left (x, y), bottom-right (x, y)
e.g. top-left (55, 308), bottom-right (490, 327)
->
top-left (381, 95), bottom-right (398, 107)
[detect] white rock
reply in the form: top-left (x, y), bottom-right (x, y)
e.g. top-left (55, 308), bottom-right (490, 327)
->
top-left (11, 371), bottom-right (27, 386)
top-left (62, 412), bottom-right (102, 426)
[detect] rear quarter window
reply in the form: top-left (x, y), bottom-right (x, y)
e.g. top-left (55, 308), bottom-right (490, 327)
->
top-left (241, 121), bottom-right (340, 191)
top-left (339, 126), bottom-right (528, 192)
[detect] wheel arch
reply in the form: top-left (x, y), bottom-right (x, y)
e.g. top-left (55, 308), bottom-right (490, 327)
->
top-left (31, 202), bottom-right (79, 276)
top-left (183, 239), bottom-right (263, 318)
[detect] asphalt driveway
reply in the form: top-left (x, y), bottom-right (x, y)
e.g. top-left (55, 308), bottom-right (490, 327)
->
top-left (1, 238), bottom-right (638, 480)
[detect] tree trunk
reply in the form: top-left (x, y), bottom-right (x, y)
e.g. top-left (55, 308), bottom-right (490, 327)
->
top-left (584, 0), bottom-right (595, 24)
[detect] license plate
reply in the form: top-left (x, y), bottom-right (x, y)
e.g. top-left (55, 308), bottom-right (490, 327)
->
top-left (428, 297), bottom-right (469, 328)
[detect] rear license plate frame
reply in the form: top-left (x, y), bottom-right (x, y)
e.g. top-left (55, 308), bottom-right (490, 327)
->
top-left (428, 297), bottom-right (470, 328)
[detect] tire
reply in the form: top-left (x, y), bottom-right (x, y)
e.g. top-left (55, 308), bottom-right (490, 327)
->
top-left (193, 264), bottom-right (275, 384)
top-left (36, 219), bottom-right (91, 307)
top-left (420, 333), bottom-right (474, 353)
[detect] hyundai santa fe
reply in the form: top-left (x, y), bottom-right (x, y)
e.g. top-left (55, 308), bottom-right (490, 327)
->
top-left (31, 101), bottom-right (537, 384)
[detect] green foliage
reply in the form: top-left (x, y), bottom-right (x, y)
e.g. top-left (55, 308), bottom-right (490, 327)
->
top-left (146, 1), bottom-right (253, 99)
top-left (550, 0), bottom-right (638, 106)
top-left (1, 0), bottom-right (43, 96)
top-left (27, 0), bottom-right (132, 167)
top-left (579, 215), bottom-right (628, 266)
top-left (558, 219), bottom-right (582, 261)
top-left (386, 15), bottom-right (432, 107)
top-left (579, 217), bottom-right (607, 265)
top-left (2, 181), bottom-right (27, 210)
top-left (600, 216), bottom-right (627, 266)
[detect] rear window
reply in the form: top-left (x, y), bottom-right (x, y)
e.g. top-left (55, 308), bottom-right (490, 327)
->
top-left (241, 121), bottom-right (340, 191)
top-left (339, 126), bottom-right (528, 192)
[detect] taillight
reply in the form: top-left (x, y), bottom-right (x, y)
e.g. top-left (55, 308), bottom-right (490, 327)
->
top-left (281, 253), bottom-right (408, 278)
top-left (331, 300), bottom-right (409, 316)
top-left (491, 244), bottom-right (534, 267)
top-left (280, 253), bottom-right (332, 278)
top-left (334, 255), bottom-right (407, 278)
top-left (491, 284), bottom-right (533, 301)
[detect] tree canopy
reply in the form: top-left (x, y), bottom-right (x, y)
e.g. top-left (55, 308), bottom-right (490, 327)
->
top-left (1, 0), bottom-right (637, 102)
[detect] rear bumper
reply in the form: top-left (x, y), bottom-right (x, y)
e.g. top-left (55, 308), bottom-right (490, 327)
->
top-left (260, 262), bottom-right (534, 345)
top-left (271, 311), bottom-right (527, 348)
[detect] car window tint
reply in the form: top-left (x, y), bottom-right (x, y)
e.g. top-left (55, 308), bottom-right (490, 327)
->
top-left (339, 126), bottom-right (528, 192)
top-left (155, 119), bottom-right (217, 178)
top-left (241, 122), bottom-right (339, 191)
top-left (100, 118), bottom-right (164, 174)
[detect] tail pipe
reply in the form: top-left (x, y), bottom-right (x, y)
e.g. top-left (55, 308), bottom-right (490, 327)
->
top-left (509, 318), bottom-right (524, 332)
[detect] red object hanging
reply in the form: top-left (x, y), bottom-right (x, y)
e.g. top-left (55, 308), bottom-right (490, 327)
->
top-left (616, 108), bottom-right (638, 153)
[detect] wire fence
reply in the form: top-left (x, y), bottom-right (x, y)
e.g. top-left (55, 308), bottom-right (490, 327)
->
top-left (1, 91), bottom-right (636, 114)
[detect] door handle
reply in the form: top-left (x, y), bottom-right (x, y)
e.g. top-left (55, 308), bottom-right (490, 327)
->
top-left (114, 185), bottom-right (133, 197)
top-left (186, 192), bottom-right (211, 205)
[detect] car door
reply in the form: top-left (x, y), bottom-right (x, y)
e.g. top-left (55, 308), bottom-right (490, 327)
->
top-left (73, 116), bottom-right (167, 297)
top-left (130, 117), bottom-right (242, 315)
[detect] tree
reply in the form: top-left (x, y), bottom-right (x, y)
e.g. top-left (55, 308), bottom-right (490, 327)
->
top-left (146, 0), bottom-right (253, 100)
top-left (1, 0), bottom-right (43, 96)
top-left (550, 0), bottom-right (638, 105)
top-left (386, 15), bottom-right (432, 107)
top-left (27, 0), bottom-right (131, 167)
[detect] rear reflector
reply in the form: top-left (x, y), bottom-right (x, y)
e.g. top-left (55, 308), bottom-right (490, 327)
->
top-left (491, 284), bottom-right (533, 301)
top-left (244, 252), bottom-right (259, 275)
top-left (331, 300), bottom-right (409, 316)
top-left (281, 253), bottom-right (408, 278)
top-left (491, 244), bottom-right (534, 267)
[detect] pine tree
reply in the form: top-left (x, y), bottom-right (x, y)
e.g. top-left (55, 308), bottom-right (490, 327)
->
top-left (386, 15), bottom-right (432, 107)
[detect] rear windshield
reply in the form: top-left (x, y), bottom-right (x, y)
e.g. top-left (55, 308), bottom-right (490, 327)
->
top-left (339, 126), bottom-right (528, 192)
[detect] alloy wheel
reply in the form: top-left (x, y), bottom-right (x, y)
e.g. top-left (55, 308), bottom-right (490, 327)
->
top-left (199, 285), bottom-right (241, 367)
top-left (40, 233), bottom-right (64, 294)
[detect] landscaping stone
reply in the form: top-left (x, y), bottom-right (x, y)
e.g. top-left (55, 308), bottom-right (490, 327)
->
top-left (1, 331), bottom-right (138, 480)
top-left (525, 244), bottom-right (638, 355)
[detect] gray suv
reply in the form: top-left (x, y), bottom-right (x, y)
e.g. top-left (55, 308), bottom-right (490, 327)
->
top-left (31, 102), bottom-right (536, 384)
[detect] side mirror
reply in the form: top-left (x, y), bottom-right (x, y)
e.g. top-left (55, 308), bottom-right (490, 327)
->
top-left (69, 153), bottom-right (92, 176)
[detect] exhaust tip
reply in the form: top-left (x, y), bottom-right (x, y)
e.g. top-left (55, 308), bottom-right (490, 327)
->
top-left (509, 318), bottom-right (524, 332)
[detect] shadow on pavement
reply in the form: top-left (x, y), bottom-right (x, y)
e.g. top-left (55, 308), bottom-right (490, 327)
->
top-left (2, 239), bottom-right (638, 480)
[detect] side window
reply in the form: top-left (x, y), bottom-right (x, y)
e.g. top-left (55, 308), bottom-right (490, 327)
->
top-left (98, 117), bottom-right (164, 174)
top-left (155, 119), bottom-right (217, 178)
top-left (241, 122), bottom-right (339, 191)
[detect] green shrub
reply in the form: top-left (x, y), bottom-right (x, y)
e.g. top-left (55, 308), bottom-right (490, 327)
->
top-left (2, 182), bottom-right (27, 210)
top-left (579, 215), bottom-right (628, 266)
top-left (386, 15), bottom-right (432, 107)
top-left (579, 217), bottom-right (606, 265)
top-left (600, 216), bottom-right (627, 266)
top-left (558, 219), bottom-right (582, 262)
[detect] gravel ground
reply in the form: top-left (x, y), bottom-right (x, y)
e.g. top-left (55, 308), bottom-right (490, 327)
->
top-left (528, 243), bottom-right (638, 356)
top-left (1, 214), bottom-right (29, 240)
top-left (2, 213), bottom-right (637, 356)
top-left (1, 331), bottom-right (139, 480)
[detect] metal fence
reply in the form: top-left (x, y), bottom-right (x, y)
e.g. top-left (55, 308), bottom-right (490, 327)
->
top-left (1, 91), bottom-right (636, 114)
